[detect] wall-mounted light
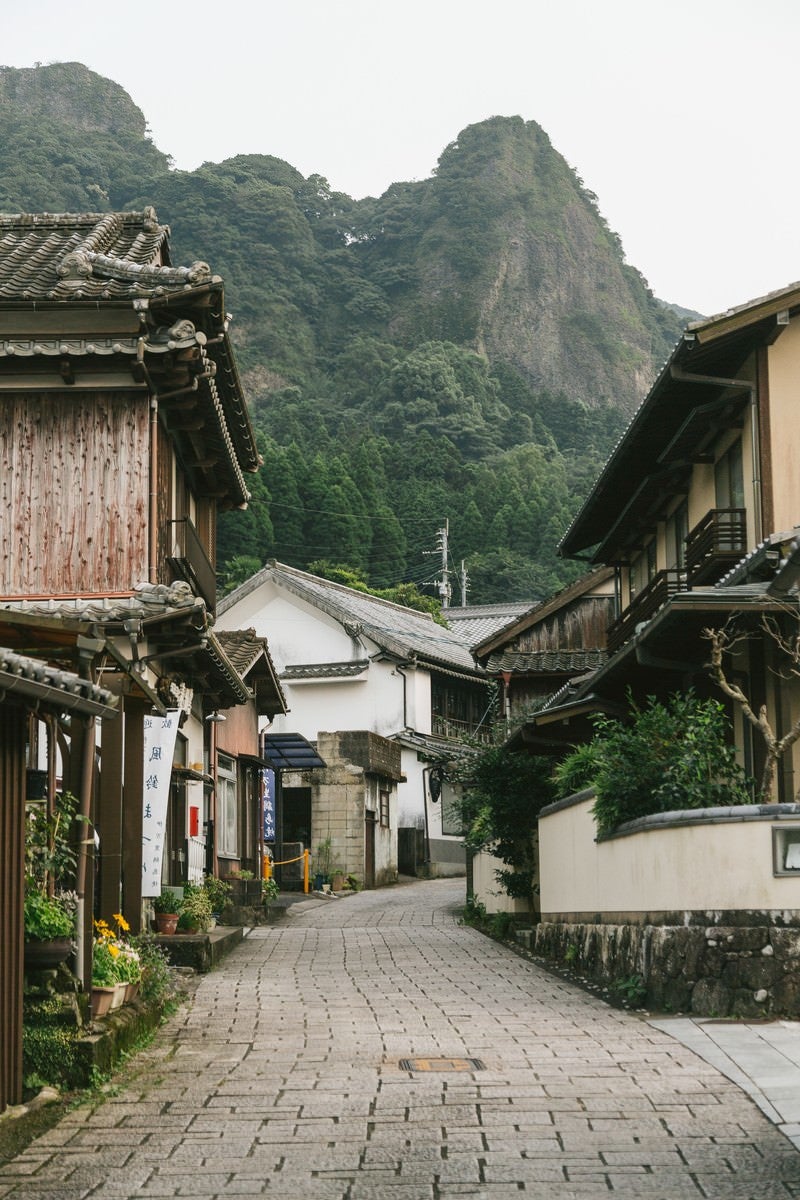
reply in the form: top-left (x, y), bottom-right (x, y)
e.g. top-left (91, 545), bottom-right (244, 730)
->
top-left (205, 711), bottom-right (226, 723)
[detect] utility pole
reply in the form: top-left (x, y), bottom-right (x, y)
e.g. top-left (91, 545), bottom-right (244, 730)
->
top-left (459, 560), bottom-right (469, 607)
top-left (424, 521), bottom-right (452, 609)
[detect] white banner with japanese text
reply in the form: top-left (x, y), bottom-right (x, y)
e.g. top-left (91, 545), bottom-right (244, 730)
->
top-left (141, 710), bottom-right (180, 898)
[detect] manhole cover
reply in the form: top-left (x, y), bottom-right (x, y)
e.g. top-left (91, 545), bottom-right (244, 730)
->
top-left (399, 1056), bottom-right (485, 1072)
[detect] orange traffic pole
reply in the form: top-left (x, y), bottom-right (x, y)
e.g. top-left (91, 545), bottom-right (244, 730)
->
top-left (303, 848), bottom-right (309, 894)
top-left (263, 853), bottom-right (272, 882)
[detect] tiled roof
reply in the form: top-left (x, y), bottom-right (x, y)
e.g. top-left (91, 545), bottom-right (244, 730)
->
top-left (219, 563), bottom-right (485, 676)
top-left (281, 660), bottom-right (370, 680)
top-left (0, 580), bottom-right (204, 625)
top-left (217, 629), bottom-right (288, 715)
top-left (483, 649), bottom-right (607, 675)
top-left (0, 645), bottom-right (117, 717)
top-left (0, 209), bottom-right (213, 300)
top-left (446, 602), bottom-right (536, 648)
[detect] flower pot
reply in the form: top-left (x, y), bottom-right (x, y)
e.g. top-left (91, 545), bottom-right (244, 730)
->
top-left (24, 937), bottom-right (72, 970)
top-left (124, 981), bottom-right (140, 1005)
top-left (154, 912), bottom-right (179, 935)
top-left (91, 985), bottom-right (116, 1018)
top-left (111, 983), bottom-right (127, 1009)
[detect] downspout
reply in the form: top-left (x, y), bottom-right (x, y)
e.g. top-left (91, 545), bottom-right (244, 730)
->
top-left (670, 366), bottom-right (762, 543)
top-left (74, 714), bottom-right (96, 989)
top-left (149, 393), bottom-right (159, 584)
top-left (394, 662), bottom-right (409, 729)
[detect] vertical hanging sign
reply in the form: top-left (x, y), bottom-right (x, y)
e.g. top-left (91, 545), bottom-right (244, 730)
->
top-left (263, 768), bottom-right (276, 844)
top-left (141, 710), bottom-right (180, 898)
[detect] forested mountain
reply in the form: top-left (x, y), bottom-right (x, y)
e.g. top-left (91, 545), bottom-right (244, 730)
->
top-left (0, 63), bottom-right (691, 603)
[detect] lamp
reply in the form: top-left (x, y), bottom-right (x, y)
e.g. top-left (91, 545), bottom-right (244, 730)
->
top-left (205, 710), bottom-right (226, 723)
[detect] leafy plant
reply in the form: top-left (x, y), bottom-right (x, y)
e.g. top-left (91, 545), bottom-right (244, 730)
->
top-left (552, 742), bottom-right (602, 798)
top-left (91, 937), bottom-right (121, 986)
top-left (131, 933), bottom-right (173, 1003)
top-left (557, 691), bottom-right (753, 836)
top-left (152, 888), bottom-right (181, 914)
top-left (178, 883), bottom-right (213, 931)
top-left (202, 875), bottom-right (232, 913)
top-left (25, 790), bottom-right (83, 892)
top-left (262, 877), bottom-right (280, 907)
top-left (455, 744), bottom-right (555, 906)
top-left (611, 974), bottom-right (647, 1007)
top-left (23, 890), bottom-right (74, 942)
top-left (462, 897), bottom-right (487, 926)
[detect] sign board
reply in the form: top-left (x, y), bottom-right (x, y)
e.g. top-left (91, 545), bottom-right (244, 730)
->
top-left (141, 710), bottom-right (180, 897)
top-left (263, 768), bottom-right (276, 844)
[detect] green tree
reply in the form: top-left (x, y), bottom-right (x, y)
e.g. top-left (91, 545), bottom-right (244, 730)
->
top-left (457, 744), bottom-right (555, 908)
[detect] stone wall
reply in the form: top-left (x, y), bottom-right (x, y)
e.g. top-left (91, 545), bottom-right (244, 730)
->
top-left (527, 912), bottom-right (800, 1017)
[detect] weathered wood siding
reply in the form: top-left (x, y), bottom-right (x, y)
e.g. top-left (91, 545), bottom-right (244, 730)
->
top-left (517, 597), bottom-right (614, 652)
top-left (0, 392), bottom-right (149, 594)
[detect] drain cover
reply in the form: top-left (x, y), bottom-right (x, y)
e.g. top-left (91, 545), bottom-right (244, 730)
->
top-left (399, 1056), bottom-right (485, 1072)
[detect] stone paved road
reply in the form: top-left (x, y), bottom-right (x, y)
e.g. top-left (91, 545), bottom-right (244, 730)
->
top-left (2, 878), bottom-right (800, 1199)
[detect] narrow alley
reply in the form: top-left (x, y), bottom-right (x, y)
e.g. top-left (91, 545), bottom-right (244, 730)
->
top-left (2, 879), bottom-right (800, 1199)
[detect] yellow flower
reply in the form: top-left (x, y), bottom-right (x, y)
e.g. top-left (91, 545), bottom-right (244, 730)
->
top-left (108, 943), bottom-right (120, 958)
top-left (113, 912), bottom-right (130, 933)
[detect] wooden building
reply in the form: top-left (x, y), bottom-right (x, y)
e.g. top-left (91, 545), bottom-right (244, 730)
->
top-left (0, 209), bottom-right (278, 1108)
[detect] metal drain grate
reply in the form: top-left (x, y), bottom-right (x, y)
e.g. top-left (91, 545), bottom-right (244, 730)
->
top-left (399, 1056), bottom-right (485, 1072)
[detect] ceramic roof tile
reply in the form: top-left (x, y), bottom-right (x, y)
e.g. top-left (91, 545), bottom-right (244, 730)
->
top-left (219, 563), bottom-right (485, 676)
top-left (0, 645), bottom-right (116, 716)
top-left (483, 649), bottom-right (607, 674)
top-left (0, 209), bottom-right (214, 300)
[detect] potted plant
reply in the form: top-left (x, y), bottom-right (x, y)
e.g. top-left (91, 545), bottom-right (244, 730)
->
top-left (90, 935), bottom-right (120, 1017)
top-left (23, 889), bottom-right (75, 968)
top-left (23, 791), bottom-right (80, 968)
top-left (203, 875), bottom-right (232, 924)
top-left (176, 883), bottom-right (213, 934)
top-left (152, 888), bottom-right (181, 935)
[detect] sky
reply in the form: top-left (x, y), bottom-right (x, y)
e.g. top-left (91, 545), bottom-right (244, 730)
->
top-left (2, 0), bottom-right (798, 317)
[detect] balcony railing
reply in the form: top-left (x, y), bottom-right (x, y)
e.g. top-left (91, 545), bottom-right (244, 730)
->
top-left (685, 508), bottom-right (747, 586)
top-left (431, 714), bottom-right (492, 744)
top-left (167, 517), bottom-right (216, 614)
top-left (606, 568), bottom-right (687, 655)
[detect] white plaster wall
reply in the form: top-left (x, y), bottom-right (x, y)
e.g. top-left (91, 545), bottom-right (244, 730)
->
top-left (216, 580), bottom-right (355, 668)
top-left (398, 749), bottom-right (426, 827)
top-left (472, 849), bottom-right (530, 914)
top-left (767, 316), bottom-right (800, 534)
top-left (539, 795), bottom-right (800, 915)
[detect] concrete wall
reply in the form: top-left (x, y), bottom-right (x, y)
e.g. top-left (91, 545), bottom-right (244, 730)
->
top-left (472, 848), bottom-right (529, 914)
top-left (532, 791), bottom-right (800, 1016)
top-left (539, 791), bottom-right (800, 919)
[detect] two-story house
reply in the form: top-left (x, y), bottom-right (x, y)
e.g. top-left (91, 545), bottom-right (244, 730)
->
top-left (217, 562), bottom-right (492, 883)
top-left (550, 281), bottom-right (800, 797)
top-left (0, 209), bottom-right (278, 999)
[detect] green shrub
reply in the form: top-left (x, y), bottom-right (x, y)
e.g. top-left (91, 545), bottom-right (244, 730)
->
top-left (131, 933), bottom-right (173, 1004)
top-left (552, 742), bottom-right (602, 798)
top-left (558, 691), bottom-right (753, 836)
top-left (202, 875), bottom-right (232, 913)
top-left (23, 891), bottom-right (74, 941)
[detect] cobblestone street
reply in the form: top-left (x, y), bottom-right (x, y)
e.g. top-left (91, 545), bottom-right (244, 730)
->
top-left (2, 878), bottom-right (800, 1199)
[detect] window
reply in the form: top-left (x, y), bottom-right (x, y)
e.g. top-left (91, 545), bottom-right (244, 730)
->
top-left (217, 753), bottom-right (238, 858)
top-left (379, 789), bottom-right (390, 828)
top-left (715, 439), bottom-right (745, 510)
top-left (666, 502), bottom-right (688, 569)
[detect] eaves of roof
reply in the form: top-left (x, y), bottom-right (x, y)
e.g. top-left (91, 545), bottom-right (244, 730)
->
top-left (0, 645), bottom-right (117, 719)
top-left (219, 562), bottom-right (483, 675)
top-left (474, 568), bottom-right (614, 656)
top-left (483, 649), bottom-right (606, 675)
top-left (558, 283), bottom-right (800, 560)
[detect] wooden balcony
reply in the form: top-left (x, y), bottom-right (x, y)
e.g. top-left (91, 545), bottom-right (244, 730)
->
top-left (431, 714), bottom-right (492, 744)
top-left (167, 517), bottom-right (216, 614)
top-left (685, 508), bottom-right (747, 587)
top-left (606, 569), bottom-right (686, 655)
